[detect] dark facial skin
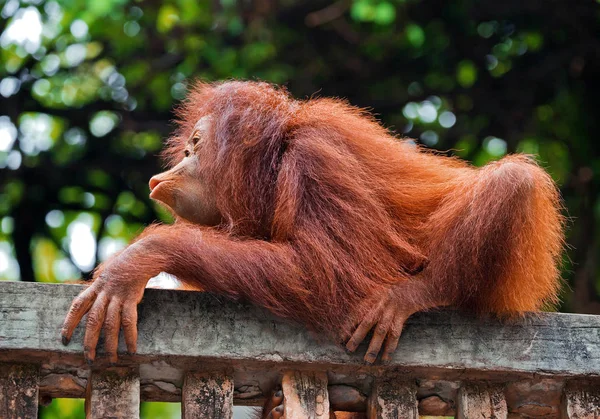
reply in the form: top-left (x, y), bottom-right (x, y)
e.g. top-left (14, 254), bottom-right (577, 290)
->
top-left (148, 117), bottom-right (221, 225)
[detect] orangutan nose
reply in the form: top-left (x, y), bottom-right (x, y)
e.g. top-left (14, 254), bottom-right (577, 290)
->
top-left (149, 176), bottom-right (162, 192)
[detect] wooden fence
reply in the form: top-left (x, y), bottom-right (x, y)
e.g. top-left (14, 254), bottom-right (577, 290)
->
top-left (1, 282), bottom-right (600, 418)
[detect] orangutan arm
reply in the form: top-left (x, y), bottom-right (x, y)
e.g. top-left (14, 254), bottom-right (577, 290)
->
top-left (61, 223), bottom-right (295, 363)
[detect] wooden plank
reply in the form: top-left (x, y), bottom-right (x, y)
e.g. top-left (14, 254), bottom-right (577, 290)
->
top-left (282, 370), bottom-right (329, 418)
top-left (0, 364), bottom-right (39, 419)
top-left (1, 282), bottom-right (600, 378)
top-left (86, 368), bottom-right (140, 419)
top-left (562, 382), bottom-right (600, 418)
top-left (368, 380), bottom-right (418, 419)
top-left (457, 382), bottom-right (507, 419)
top-left (182, 372), bottom-right (234, 419)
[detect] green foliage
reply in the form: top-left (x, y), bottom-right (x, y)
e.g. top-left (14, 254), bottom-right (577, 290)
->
top-left (0, 0), bottom-right (600, 279)
top-left (405, 23), bottom-right (425, 48)
top-left (456, 60), bottom-right (478, 88)
top-left (39, 399), bottom-right (181, 418)
top-left (140, 402), bottom-right (181, 418)
top-left (351, 0), bottom-right (397, 25)
top-left (1, 0), bottom-right (599, 401)
top-left (40, 399), bottom-right (85, 419)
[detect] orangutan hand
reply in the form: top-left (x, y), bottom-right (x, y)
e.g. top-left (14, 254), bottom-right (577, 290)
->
top-left (61, 262), bottom-right (147, 364)
top-left (345, 289), bottom-right (415, 364)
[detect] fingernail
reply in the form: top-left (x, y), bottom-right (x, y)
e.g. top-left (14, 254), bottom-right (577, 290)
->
top-left (365, 353), bottom-right (376, 364)
top-left (61, 336), bottom-right (70, 346)
top-left (275, 406), bottom-right (283, 412)
top-left (275, 390), bottom-right (282, 398)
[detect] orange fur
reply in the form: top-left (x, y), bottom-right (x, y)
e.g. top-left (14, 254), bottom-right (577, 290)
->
top-left (126, 80), bottom-right (565, 341)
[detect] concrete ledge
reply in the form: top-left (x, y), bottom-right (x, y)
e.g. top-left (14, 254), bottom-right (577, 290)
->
top-left (1, 282), bottom-right (599, 407)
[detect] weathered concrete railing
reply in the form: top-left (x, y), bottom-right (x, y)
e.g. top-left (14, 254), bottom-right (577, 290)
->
top-left (1, 282), bottom-right (600, 418)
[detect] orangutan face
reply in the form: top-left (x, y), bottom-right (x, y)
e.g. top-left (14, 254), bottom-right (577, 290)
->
top-left (149, 117), bottom-right (221, 225)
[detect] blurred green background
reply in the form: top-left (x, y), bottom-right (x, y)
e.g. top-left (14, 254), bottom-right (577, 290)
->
top-left (1, 0), bottom-right (599, 417)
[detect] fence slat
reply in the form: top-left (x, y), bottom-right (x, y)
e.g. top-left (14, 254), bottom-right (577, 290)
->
top-left (562, 382), bottom-right (600, 418)
top-left (457, 383), bottom-right (507, 419)
top-left (182, 372), bottom-right (234, 419)
top-left (85, 368), bottom-right (140, 419)
top-left (0, 364), bottom-right (39, 419)
top-left (368, 380), bottom-right (418, 418)
top-left (283, 370), bottom-right (329, 418)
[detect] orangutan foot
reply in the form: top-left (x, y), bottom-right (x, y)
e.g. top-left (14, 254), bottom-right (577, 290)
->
top-left (345, 280), bottom-right (447, 364)
top-left (261, 386), bottom-right (284, 419)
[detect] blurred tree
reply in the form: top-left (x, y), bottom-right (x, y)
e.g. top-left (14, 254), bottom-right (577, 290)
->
top-left (0, 0), bottom-right (599, 349)
top-left (2, 0), bottom-right (600, 417)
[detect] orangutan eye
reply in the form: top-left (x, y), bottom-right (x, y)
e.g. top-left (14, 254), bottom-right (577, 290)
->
top-left (184, 149), bottom-right (190, 157)
top-left (192, 132), bottom-right (201, 145)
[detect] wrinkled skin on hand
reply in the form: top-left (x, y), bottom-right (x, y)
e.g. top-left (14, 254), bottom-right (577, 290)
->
top-left (345, 277), bottom-right (446, 364)
top-left (61, 257), bottom-right (147, 364)
top-left (345, 292), bottom-right (413, 364)
top-left (61, 115), bottom-right (215, 364)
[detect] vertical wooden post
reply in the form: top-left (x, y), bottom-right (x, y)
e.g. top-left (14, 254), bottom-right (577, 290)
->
top-left (85, 368), bottom-right (140, 419)
top-left (368, 380), bottom-right (418, 419)
top-left (0, 364), bottom-right (39, 419)
top-left (182, 372), bottom-right (234, 419)
top-left (457, 382), bottom-right (507, 419)
top-left (282, 370), bottom-right (329, 419)
top-left (561, 382), bottom-right (600, 418)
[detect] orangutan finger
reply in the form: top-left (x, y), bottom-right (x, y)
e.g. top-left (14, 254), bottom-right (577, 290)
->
top-left (122, 303), bottom-right (138, 354)
top-left (346, 302), bottom-right (383, 352)
top-left (83, 294), bottom-right (109, 363)
top-left (272, 389), bottom-right (283, 406)
top-left (263, 388), bottom-right (283, 415)
top-left (364, 307), bottom-right (396, 364)
top-left (271, 405), bottom-right (284, 419)
top-left (380, 314), bottom-right (408, 363)
top-left (61, 286), bottom-right (97, 345)
top-left (103, 299), bottom-right (122, 364)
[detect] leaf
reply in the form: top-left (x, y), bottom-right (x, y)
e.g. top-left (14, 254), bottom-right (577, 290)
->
top-left (157, 4), bottom-right (180, 33)
top-left (406, 24), bottom-right (425, 47)
top-left (524, 32), bottom-right (544, 51)
top-left (351, 1), bottom-right (376, 22)
top-left (374, 2), bottom-right (396, 25)
top-left (456, 60), bottom-right (478, 88)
